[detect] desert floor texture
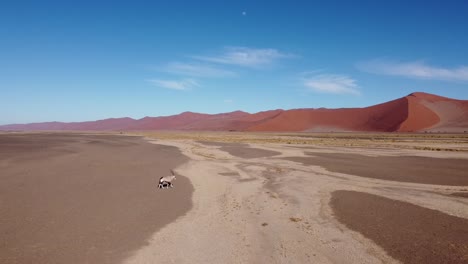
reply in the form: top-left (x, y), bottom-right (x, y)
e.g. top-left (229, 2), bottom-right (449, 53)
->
top-left (1, 132), bottom-right (468, 264)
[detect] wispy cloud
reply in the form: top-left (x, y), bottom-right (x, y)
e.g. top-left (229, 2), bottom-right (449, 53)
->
top-left (147, 79), bottom-right (199, 90)
top-left (357, 59), bottom-right (468, 82)
top-left (163, 62), bottom-right (236, 77)
top-left (193, 47), bottom-right (295, 68)
top-left (303, 74), bottom-right (360, 95)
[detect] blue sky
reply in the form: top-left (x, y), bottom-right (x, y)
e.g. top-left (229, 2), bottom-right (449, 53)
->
top-left (1, 1), bottom-right (467, 124)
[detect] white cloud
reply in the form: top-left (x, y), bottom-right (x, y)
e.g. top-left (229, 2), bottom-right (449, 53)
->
top-left (357, 59), bottom-right (468, 82)
top-left (193, 47), bottom-right (294, 68)
top-left (147, 79), bottom-right (199, 90)
top-left (303, 74), bottom-right (360, 95)
top-left (224, 99), bottom-right (234, 104)
top-left (163, 62), bottom-right (236, 77)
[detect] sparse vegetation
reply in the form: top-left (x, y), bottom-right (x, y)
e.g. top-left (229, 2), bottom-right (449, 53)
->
top-left (136, 131), bottom-right (468, 152)
top-left (289, 217), bottom-right (302, 222)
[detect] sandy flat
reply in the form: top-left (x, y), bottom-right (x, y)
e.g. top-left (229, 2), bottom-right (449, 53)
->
top-left (284, 153), bottom-right (468, 185)
top-left (451, 192), bottom-right (468, 198)
top-left (125, 137), bottom-right (468, 264)
top-left (3, 133), bottom-right (468, 264)
top-left (331, 190), bottom-right (468, 264)
top-left (198, 141), bottom-right (281, 159)
top-left (0, 133), bottom-right (191, 264)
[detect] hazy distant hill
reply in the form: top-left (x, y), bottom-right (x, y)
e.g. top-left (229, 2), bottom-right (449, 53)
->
top-left (2, 92), bottom-right (467, 132)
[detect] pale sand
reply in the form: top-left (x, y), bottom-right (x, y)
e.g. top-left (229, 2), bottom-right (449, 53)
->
top-left (125, 139), bottom-right (468, 264)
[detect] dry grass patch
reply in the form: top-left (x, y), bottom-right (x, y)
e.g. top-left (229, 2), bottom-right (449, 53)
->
top-left (289, 217), bottom-right (302, 222)
top-left (133, 131), bottom-right (468, 151)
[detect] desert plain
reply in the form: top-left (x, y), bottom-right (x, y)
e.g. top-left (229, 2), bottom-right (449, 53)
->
top-left (1, 131), bottom-right (468, 264)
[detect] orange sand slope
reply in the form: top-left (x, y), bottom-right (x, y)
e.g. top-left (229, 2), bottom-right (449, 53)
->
top-left (1, 92), bottom-right (467, 132)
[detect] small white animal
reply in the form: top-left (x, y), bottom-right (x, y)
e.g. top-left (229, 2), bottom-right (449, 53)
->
top-left (158, 170), bottom-right (176, 189)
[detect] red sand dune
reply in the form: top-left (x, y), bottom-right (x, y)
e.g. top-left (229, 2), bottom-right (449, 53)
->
top-left (411, 92), bottom-right (468, 132)
top-left (1, 92), bottom-right (467, 132)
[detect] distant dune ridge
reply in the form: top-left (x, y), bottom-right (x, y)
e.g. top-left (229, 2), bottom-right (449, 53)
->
top-left (2, 92), bottom-right (467, 132)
